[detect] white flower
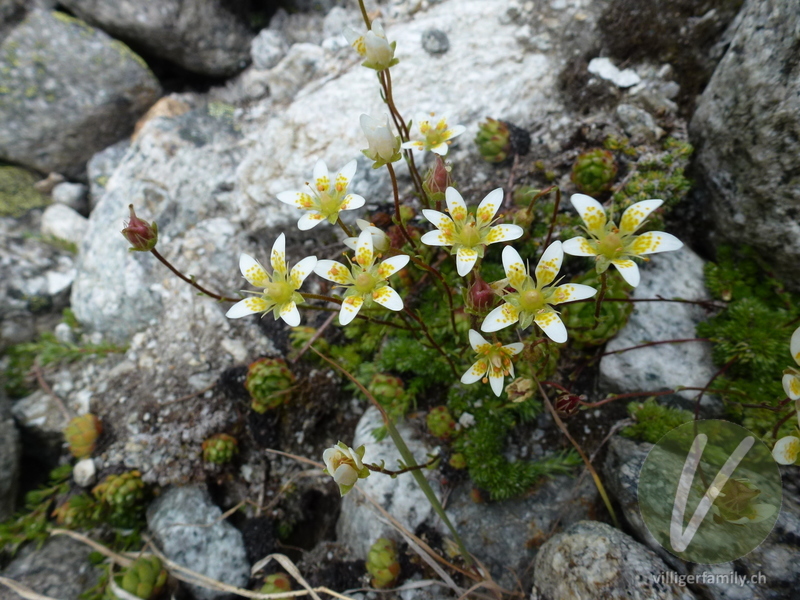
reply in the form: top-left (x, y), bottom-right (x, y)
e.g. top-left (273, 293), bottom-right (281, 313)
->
top-left (323, 441), bottom-right (370, 496)
top-left (773, 434), bottom-right (800, 465)
top-left (343, 20), bottom-right (397, 71)
top-left (481, 242), bottom-right (597, 343)
top-left (401, 113), bottom-right (466, 156)
top-left (344, 219), bottom-right (390, 254)
top-left (420, 187), bottom-right (523, 276)
top-left (226, 234), bottom-right (316, 327)
top-left (782, 326), bottom-right (800, 400)
top-left (360, 114), bottom-right (400, 166)
top-left (277, 159), bottom-right (365, 231)
top-left (562, 194), bottom-right (683, 287)
top-left (460, 330), bottom-right (524, 397)
top-left (315, 230), bottom-right (409, 325)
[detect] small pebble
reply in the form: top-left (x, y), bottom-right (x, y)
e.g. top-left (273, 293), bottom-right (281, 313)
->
top-left (73, 458), bottom-right (96, 488)
top-left (422, 28), bottom-right (449, 55)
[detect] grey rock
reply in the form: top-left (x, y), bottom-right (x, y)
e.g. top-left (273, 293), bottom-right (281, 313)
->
top-left (251, 28), bottom-right (288, 70)
top-left (51, 182), bottom-right (88, 213)
top-left (59, 0), bottom-right (253, 76)
top-left (531, 520), bottom-right (697, 600)
top-left (446, 473), bottom-right (597, 590)
top-left (41, 203), bottom-right (89, 247)
top-left (588, 57), bottom-right (641, 88)
top-left (54, 321), bottom-right (77, 344)
top-left (0, 387), bottom-right (20, 521)
top-left (147, 485), bottom-right (250, 600)
top-left (86, 139), bottom-right (129, 210)
top-left (421, 28), bottom-right (449, 54)
top-left (600, 248), bottom-right (720, 414)
top-left (263, 43), bottom-right (326, 103)
top-left (337, 407), bottom-right (442, 558)
top-left (11, 389), bottom-right (69, 460)
top-left (0, 535), bottom-right (99, 600)
top-left (616, 103), bottom-right (663, 144)
top-left (691, 0), bottom-right (800, 290)
top-left (0, 10), bottom-right (160, 177)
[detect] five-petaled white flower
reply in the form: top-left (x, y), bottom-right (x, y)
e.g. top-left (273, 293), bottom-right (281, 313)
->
top-left (772, 400), bottom-right (800, 465)
top-left (323, 441), bottom-right (370, 496)
top-left (782, 326), bottom-right (800, 400)
top-left (461, 329), bottom-right (524, 397)
top-left (421, 187), bottom-right (523, 276)
top-left (343, 219), bottom-right (390, 254)
top-left (314, 230), bottom-right (409, 325)
top-left (277, 159), bottom-right (365, 231)
top-left (401, 113), bottom-right (466, 156)
top-left (226, 234), bottom-right (317, 327)
top-left (481, 242), bottom-right (596, 343)
top-left (562, 194), bottom-right (683, 287)
top-left (343, 20), bottom-right (397, 71)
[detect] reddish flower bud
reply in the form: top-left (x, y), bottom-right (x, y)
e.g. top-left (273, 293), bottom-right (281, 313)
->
top-left (554, 394), bottom-right (581, 417)
top-left (121, 204), bottom-right (158, 252)
top-left (423, 156), bottom-right (453, 201)
top-left (467, 275), bottom-right (495, 311)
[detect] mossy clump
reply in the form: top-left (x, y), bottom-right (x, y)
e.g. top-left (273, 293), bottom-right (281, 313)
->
top-left (245, 358), bottom-right (295, 413)
top-left (201, 433), bottom-right (238, 464)
top-left (114, 555), bottom-right (168, 599)
top-left (426, 406), bottom-right (456, 439)
top-left (560, 270), bottom-right (633, 347)
top-left (621, 398), bottom-right (694, 444)
top-left (571, 149), bottom-right (618, 196)
top-left (0, 166), bottom-right (49, 217)
top-left (92, 471), bottom-right (147, 527)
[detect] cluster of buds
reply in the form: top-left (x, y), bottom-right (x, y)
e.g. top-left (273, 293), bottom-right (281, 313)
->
top-left (64, 413), bottom-right (102, 459)
top-left (115, 555), bottom-right (168, 599)
top-left (202, 434), bottom-right (239, 464)
top-left (245, 358), bottom-right (295, 413)
top-left (366, 537), bottom-right (401, 589)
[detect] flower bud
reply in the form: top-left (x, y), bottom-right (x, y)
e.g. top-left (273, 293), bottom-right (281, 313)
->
top-left (554, 394), bottom-right (581, 417)
top-left (322, 441), bottom-right (370, 496)
top-left (423, 156), bottom-right (453, 202)
top-left (360, 114), bottom-right (400, 165)
top-left (343, 20), bottom-right (397, 71)
top-left (467, 275), bottom-right (495, 311)
top-left (121, 205), bottom-right (158, 252)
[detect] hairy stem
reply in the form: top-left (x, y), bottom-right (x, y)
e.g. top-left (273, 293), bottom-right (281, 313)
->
top-left (150, 248), bottom-right (239, 302)
top-left (386, 162), bottom-right (418, 250)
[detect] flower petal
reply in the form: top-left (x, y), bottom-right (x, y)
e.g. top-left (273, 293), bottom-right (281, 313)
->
top-left (290, 256), bottom-right (318, 288)
top-left (619, 199), bottom-right (663, 235)
top-left (339, 193), bottom-right (366, 211)
top-left (372, 285), bottom-right (403, 311)
top-left (772, 436), bottom-right (800, 465)
top-left (486, 224), bottom-right (524, 244)
top-left (421, 230), bottom-right (454, 246)
top-left (570, 194), bottom-right (607, 234)
top-left (277, 190), bottom-right (315, 209)
top-left (401, 140), bottom-right (425, 151)
top-left (339, 295), bottom-right (364, 325)
top-left (298, 212), bottom-right (326, 230)
top-left (562, 236), bottom-right (598, 257)
top-left (313, 159), bottom-right (329, 192)
top-left (534, 309), bottom-right (567, 344)
top-left (335, 160), bottom-right (357, 191)
top-left (488, 371), bottom-right (505, 397)
top-left (343, 236), bottom-right (358, 251)
top-left (355, 230), bottom-right (374, 267)
top-left (481, 303), bottom-right (520, 332)
top-left (239, 254), bottom-right (270, 287)
top-left (535, 241), bottom-right (563, 287)
top-left (226, 297), bottom-right (269, 319)
top-left (270, 233), bottom-right (287, 275)
top-left (611, 259), bottom-right (640, 287)
top-left (552, 283), bottom-right (597, 304)
top-left (461, 359), bottom-right (488, 384)
top-left (456, 247), bottom-right (479, 276)
top-left (421, 209), bottom-right (455, 232)
top-left (279, 301), bottom-right (301, 327)
top-left (782, 373), bottom-right (800, 401)
top-left (445, 187), bottom-right (468, 221)
top-left (791, 326), bottom-right (800, 365)
top-left (628, 231), bottom-right (683, 256)
top-left (468, 329), bottom-right (490, 353)
top-left (314, 260), bottom-right (352, 284)
top-left (503, 342), bottom-right (525, 356)
top-left (502, 245), bottom-right (527, 289)
top-left (445, 124), bottom-right (467, 140)
top-left (377, 255), bottom-right (410, 279)
top-left (430, 143), bottom-right (449, 156)
top-left (476, 188), bottom-right (504, 223)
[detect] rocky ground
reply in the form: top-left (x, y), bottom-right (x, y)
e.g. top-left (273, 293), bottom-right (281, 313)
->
top-left (1, 0), bottom-right (800, 599)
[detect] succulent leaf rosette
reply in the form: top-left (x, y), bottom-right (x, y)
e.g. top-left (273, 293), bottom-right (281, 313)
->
top-left (226, 234), bottom-right (316, 327)
top-left (277, 159), bottom-right (366, 230)
top-left (421, 187), bottom-right (523, 276)
top-left (562, 194), bottom-right (683, 287)
top-left (481, 242), bottom-right (596, 343)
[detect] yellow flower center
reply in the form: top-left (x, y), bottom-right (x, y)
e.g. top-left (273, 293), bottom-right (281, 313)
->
top-left (355, 272), bottom-right (377, 294)
top-left (459, 220), bottom-right (482, 247)
top-left (265, 281), bottom-right (294, 305)
top-left (597, 231), bottom-right (623, 259)
top-left (519, 289), bottom-right (545, 313)
top-left (318, 191), bottom-right (342, 218)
